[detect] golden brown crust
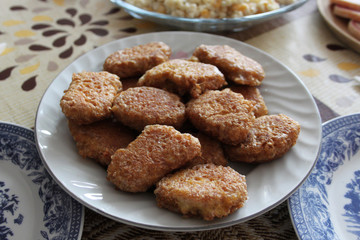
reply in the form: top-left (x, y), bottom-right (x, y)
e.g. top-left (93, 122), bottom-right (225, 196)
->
top-left (186, 88), bottom-right (255, 145)
top-left (121, 77), bottom-right (139, 90)
top-left (107, 125), bottom-right (201, 192)
top-left (60, 71), bottom-right (122, 125)
top-left (186, 132), bottom-right (227, 168)
top-left (59, 41), bottom-right (305, 222)
top-left (103, 42), bottom-right (171, 78)
top-left (138, 59), bottom-right (227, 98)
top-left (68, 119), bottom-right (137, 166)
top-left (224, 114), bottom-right (300, 163)
top-left (111, 86), bottom-right (186, 131)
top-left (154, 163), bottom-right (248, 221)
top-left (230, 85), bottom-right (268, 117)
top-left (193, 44), bottom-right (265, 86)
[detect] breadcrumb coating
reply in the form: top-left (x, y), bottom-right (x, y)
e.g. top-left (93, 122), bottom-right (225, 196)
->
top-left (230, 85), bottom-right (268, 117)
top-left (225, 114), bottom-right (300, 163)
top-left (155, 163), bottom-right (248, 220)
top-left (138, 59), bottom-right (227, 98)
top-left (186, 132), bottom-right (228, 168)
top-left (103, 42), bottom-right (171, 78)
top-left (60, 71), bottom-right (122, 125)
top-left (186, 88), bottom-right (255, 145)
top-left (121, 77), bottom-right (139, 91)
top-left (193, 44), bottom-right (265, 86)
top-left (68, 119), bottom-right (137, 166)
top-left (107, 125), bottom-right (201, 192)
top-left (60, 41), bottom-right (303, 221)
top-left (112, 86), bottom-right (186, 131)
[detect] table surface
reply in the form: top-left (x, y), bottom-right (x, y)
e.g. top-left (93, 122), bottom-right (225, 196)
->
top-left (1, 0), bottom-right (359, 239)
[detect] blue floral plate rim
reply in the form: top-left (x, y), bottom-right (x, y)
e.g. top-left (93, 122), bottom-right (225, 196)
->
top-left (0, 121), bottom-right (84, 240)
top-left (288, 113), bottom-right (360, 240)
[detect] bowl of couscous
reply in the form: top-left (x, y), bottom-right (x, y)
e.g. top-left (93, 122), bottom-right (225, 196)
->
top-left (110, 0), bottom-right (308, 32)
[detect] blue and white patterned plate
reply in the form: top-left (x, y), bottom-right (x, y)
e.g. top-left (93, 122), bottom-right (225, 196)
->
top-left (288, 113), bottom-right (360, 240)
top-left (0, 122), bottom-right (84, 240)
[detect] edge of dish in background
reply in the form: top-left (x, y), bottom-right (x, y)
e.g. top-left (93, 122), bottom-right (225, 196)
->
top-left (317, 0), bottom-right (360, 54)
top-left (288, 113), bottom-right (360, 240)
top-left (0, 121), bottom-right (84, 240)
top-left (110, 0), bottom-right (308, 32)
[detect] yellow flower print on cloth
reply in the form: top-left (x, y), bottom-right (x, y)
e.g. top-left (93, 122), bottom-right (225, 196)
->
top-left (298, 43), bottom-right (360, 113)
top-left (0, 1), bottom-right (132, 91)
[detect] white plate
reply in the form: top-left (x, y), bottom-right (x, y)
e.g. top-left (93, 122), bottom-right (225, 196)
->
top-left (0, 121), bottom-right (84, 239)
top-left (288, 113), bottom-right (360, 240)
top-left (317, 0), bottom-right (360, 54)
top-left (35, 31), bottom-right (322, 231)
top-left (111, 0), bottom-right (308, 32)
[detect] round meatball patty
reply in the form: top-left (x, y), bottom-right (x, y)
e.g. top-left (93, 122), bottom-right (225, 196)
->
top-left (112, 86), bottom-right (186, 131)
top-left (186, 88), bottom-right (255, 145)
top-left (224, 114), bottom-right (300, 163)
top-left (155, 163), bottom-right (248, 220)
top-left (107, 125), bottom-right (201, 192)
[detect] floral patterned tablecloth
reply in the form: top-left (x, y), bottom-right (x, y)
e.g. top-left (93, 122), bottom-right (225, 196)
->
top-left (0, 0), bottom-right (359, 239)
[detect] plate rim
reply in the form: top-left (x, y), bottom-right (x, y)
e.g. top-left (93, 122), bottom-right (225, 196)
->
top-left (288, 112), bottom-right (360, 240)
top-left (0, 120), bottom-right (85, 239)
top-left (34, 31), bottom-right (322, 232)
top-left (317, 0), bottom-right (360, 53)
